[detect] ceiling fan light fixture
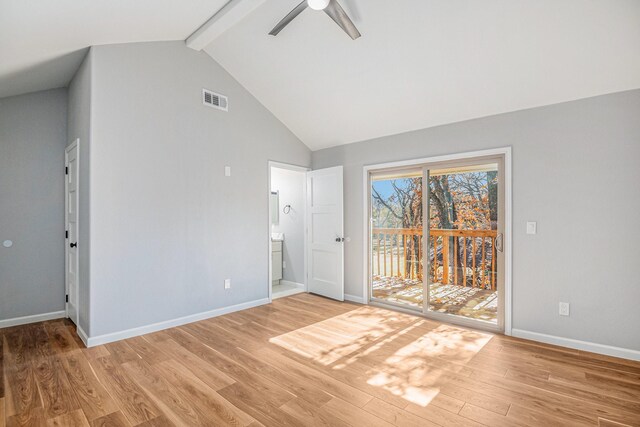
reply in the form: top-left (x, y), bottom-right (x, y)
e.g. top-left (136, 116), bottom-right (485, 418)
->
top-left (307, 0), bottom-right (330, 11)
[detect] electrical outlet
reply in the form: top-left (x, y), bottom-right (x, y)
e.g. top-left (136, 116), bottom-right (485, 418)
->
top-left (526, 221), bottom-right (537, 235)
top-left (283, 261), bottom-right (286, 269)
top-left (559, 302), bottom-right (570, 316)
top-left (224, 166), bottom-right (231, 177)
top-left (224, 279), bottom-right (231, 290)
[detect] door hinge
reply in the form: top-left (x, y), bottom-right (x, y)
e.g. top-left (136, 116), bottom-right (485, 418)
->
top-left (65, 294), bottom-right (69, 303)
top-left (65, 230), bottom-right (69, 239)
top-left (65, 166), bottom-right (68, 175)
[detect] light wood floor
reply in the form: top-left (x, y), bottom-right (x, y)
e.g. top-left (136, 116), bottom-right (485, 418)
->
top-left (2, 294), bottom-right (639, 426)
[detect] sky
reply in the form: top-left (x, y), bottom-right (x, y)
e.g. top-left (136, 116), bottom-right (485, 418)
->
top-left (372, 178), bottom-right (414, 200)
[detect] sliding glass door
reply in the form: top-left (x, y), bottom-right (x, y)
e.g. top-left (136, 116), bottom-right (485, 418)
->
top-left (368, 156), bottom-right (505, 331)
top-left (370, 169), bottom-right (424, 310)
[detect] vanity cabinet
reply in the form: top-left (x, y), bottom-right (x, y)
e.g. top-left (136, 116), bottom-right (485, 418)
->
top-left (272, 241), bottom-right (283, 282)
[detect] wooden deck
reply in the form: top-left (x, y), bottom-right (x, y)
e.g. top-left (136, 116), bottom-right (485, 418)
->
top-left (372, 276), bottom-right (498, 322)
top-left (2, 294), bottom-right (639, 426)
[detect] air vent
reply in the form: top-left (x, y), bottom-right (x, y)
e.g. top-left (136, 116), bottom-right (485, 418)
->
top-left (202, 89), bottom-right (228, 111)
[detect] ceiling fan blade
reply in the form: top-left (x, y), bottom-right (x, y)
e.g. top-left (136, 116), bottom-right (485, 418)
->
top-left (269, 1), bottom-right (308, 36)
top-left (324, 0), bottom-right (361, 40)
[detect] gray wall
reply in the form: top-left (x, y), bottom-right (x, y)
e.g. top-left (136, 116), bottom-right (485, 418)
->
top-left (67, 50), bottom-right (93, 334)
top-left (0, 89), bottom-right (68, 321)
top-left (88, 42), bottom-right (310, 337)
top-left (312, 89), bottom-right (640, 351)
top-left (271, 167), bottom-right (306, 284)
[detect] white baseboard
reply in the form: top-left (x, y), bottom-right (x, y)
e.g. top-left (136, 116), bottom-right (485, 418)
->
top-left (85, 298), bottom-right (270, 347)
top-left (344, 294), bottom-right (365, 304)
top-left (279, 280), bottom-right (305, 289)
top-left (77, 325), bottom-right (89, 347)
top-left (273, 281), bottom-right (305, 299)
top-left (0, 310), bottom-right (66, 329)
top-left (511, 329), bottom-right (640, 362)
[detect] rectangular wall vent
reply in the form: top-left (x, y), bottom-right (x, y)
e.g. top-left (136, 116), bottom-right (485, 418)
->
top-left (202, 89), bottom-right (228, 111)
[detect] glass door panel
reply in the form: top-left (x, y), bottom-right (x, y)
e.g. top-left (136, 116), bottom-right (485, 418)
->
top-left (370, 170), bottom-right (423, 309)
top-left (427, 163), bottom-right (500, 324)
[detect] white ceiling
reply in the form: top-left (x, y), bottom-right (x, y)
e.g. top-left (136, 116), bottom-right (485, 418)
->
top-left (0, 0), bottom-right (228, 98)
top-left (205, 0), bottom-right (640, 150)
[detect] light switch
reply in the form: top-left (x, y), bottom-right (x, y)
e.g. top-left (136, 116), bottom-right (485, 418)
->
top-left (526, 222), bottom-right (537, 235)
top-left (224, 279), bottom-right (231, 289)
top-left (224, 166), bottom-right (231, 177)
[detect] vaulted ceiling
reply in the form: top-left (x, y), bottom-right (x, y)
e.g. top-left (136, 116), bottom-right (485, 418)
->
top-left (1, 0), bottom-right (639, 150)
top-left (0, 0), bottom-right (228, 98)
top-left (204, 0), bottom-right (640, 150)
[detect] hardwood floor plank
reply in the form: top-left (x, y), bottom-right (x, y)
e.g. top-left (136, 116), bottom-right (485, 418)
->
top-left (6, 408), bottom-right (45, 427)
top-left (362, 398), bottom-right (441, 427)
top-left (134, 415), bottom-right (175, 427)
top-left (280, 398), bottom-right (351, 427)
top-left (151, 359), bottom-right (257, 426)
top-left (3, 337), bottom-right (42, 418)
top-left (470, 366), bottom-right (640, 422)
top-left (0, 397), bottom-right (5, 427)
top-left (406, 401), bottom-right (486, 427)
top-left (31, 353), bottom-right (81, 419)
top-left (122, 338), bottom-right (170, 366)
top-left (89, 411), bottom-right (131, 427)
top-left (3, 328), bottom-right (35, 367)
top-left (102, 342), bottom-right (139, 365)
top-left (251, 346), bottom-right (373, 408)
top-left (505, 403), bottom-right (595, 427)
top-left (598, 418), bottom-right (636, 427)
top-left (458, 403), bottom-right (522, 427)
top-left (163, 329), bottom-right (296, 408)
top-left (120, 359), bottom-right (224, 426)
top-left (43, 322), bottom-right (80, 356)
top-left (151, 339), bottom-right (235, 391)
top-left (88, 356), bottom-right (160, 425)
top-left (321, 397), bottom-right (395, 427)
top-left (217, 382), bottom-right (303, 427)
top-left (61, 351), bottom-right (119, 421)
top-left (81, 346), bottom-right (110, 361)
top-left (46, 409), bottom-right (90, 427)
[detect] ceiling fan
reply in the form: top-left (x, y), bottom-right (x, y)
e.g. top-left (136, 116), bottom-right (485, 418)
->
top-left (269, 0), bottom-right (361, 40)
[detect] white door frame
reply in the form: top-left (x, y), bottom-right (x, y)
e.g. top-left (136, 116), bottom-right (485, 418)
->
top-left (267, 161), bottom-right (310, 303)
top-left (362, 147), bottom-right (513, 335)
top-left (64, 138), bottom-right (80, 323)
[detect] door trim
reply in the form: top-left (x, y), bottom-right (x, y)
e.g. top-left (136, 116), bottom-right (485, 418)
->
top-left (362, 147), bottom-right (512, 335)
top-left (267, 161), bottom-right (310, 303)
top-left (64, 138), bottom-right (79, 323)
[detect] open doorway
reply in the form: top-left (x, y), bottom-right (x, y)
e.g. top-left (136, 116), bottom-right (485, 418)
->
top-left (366, 148), bottom-right (511, 333)
top-left (269, 162), bottom-right (309, 299)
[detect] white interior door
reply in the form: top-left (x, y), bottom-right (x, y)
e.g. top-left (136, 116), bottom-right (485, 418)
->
top-left (306, 166), bottom-right (344, 301)
top-left (65, 140), bottom-right (79, 325)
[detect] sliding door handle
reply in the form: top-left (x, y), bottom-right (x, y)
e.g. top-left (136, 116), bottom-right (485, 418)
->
top-left (495, 233), bottom-right (503, 252)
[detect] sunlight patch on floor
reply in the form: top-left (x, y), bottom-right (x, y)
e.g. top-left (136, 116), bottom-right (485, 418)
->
top-left (269, 306), bottom-right (423, 365)
top-left (364, 324), bottom-right (492, 406)
top-left (269, 305), bottom-right (493, 407)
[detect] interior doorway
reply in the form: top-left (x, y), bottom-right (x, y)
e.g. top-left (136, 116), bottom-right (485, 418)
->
top-left (269, 162), bottom-right (309, 300)
top-left (268, 162), bottom-right (346, 302)
top-left (366, 148), bottom-right (511, 333)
